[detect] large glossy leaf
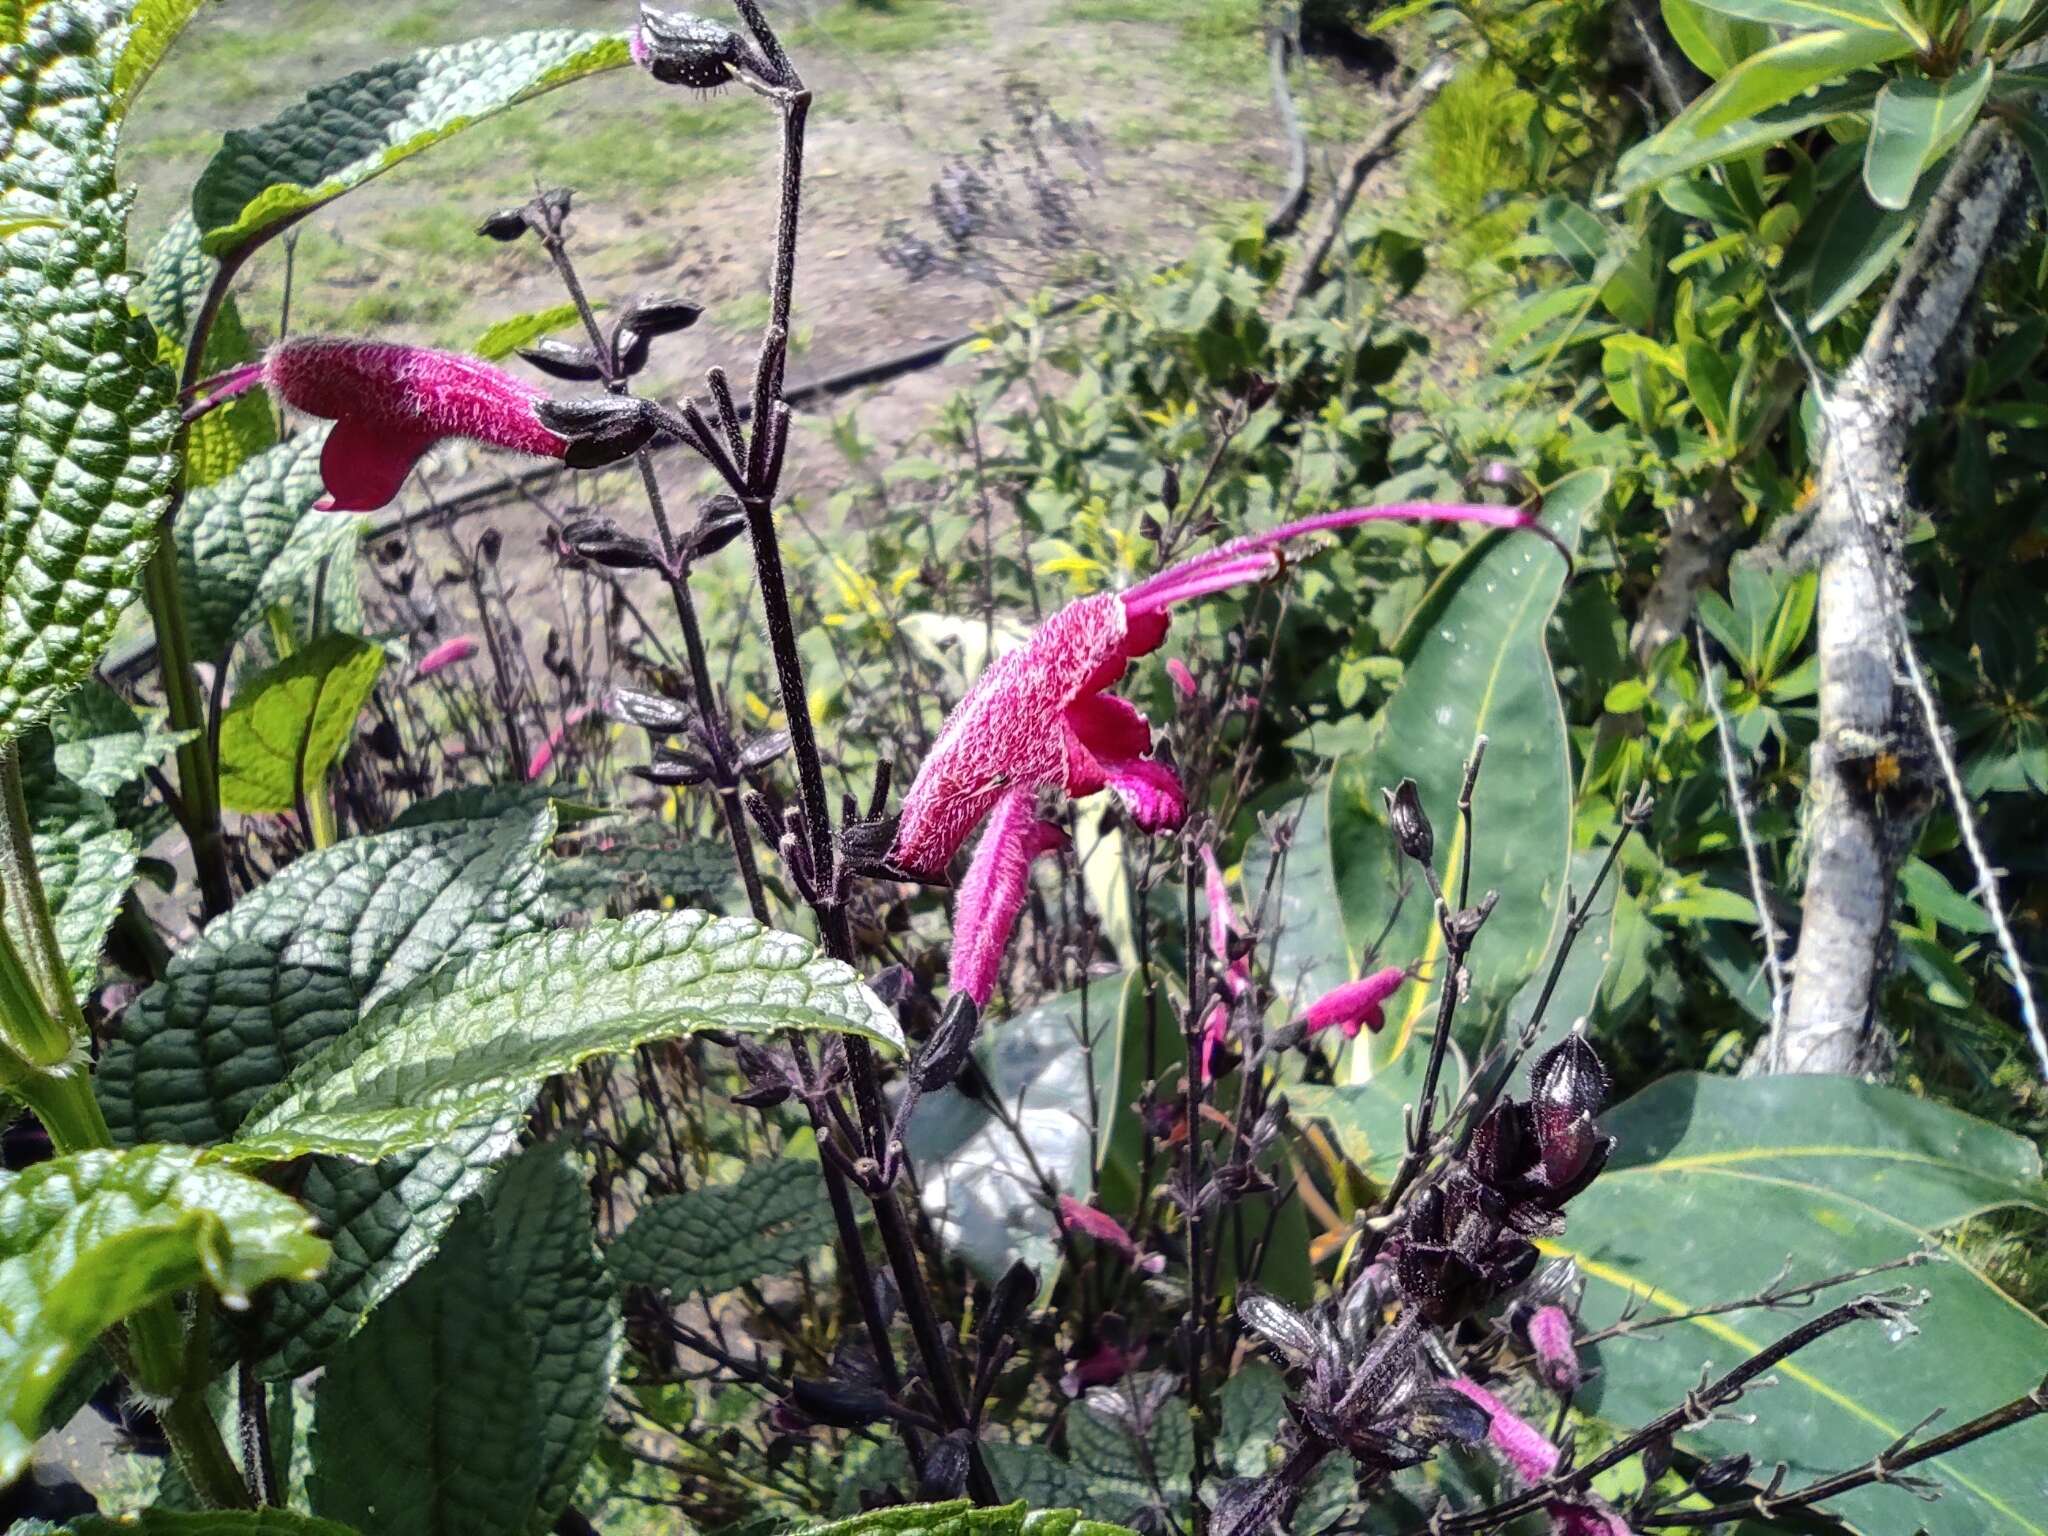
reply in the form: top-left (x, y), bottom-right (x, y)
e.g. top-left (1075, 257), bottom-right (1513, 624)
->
top-left (1550, 1074), bottom-right (2048, 1536)
top-left (609, 1157), bottom-right (837, 1296)
top-left (229, 909), bottom-right (906, 1163)
top-left (1659, 27), bottom-right (1915, 142)
top-left (0, 1145), bottom-right (327, 1483)
top-left (0, 3), bottom-right (178, 747)
top-left (486, 1143), bottom-right (618, 1527)
top-left (191, 29), bottom-right (631, 257)
top-left (143, 211), bottom-right (275, 489)
top-left (1782, 157), bottom-right (1930, 331)
top-left (217, 631), bottom-right (386, 814)
top-left (174, 435), bottom-right (361, 659)
top-left (99, 807), bottom-right (557, 1146)
top-left (309, 1204), bottom-right (541, 1536)
top-left (1863, 62), bottom-right (1994, 210)
top-left (1661, 0), bottom-right (1772, 77)
top-left (112, 0), bottom-right (206, 109)
top-left (1332, 471), bottom-right (1602, 1082)
top-left (1682, 0), bottom-right (1919, 36)
top-left (1612, 80), bottom-right (1880, 195)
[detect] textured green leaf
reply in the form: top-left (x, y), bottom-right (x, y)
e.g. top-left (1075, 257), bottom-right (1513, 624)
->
top-left (793, 1502), bottom-right (1136, 1536)
top-left (191, 29), bottom-right (631, 257)
top-left (99, 807), bottom-right (556, 1145)
top-left (20, 733), bottom-right (134, 1000)
top-left (111, 0), bottom-right (207, 108)
top-left (1611, 79), bottom-right (1879, 194)
top-left (486, 1144), bottom-right (618, 1526)
top-left (71, 1516), bottom-right (360, 1536)
top-left (217, 631), bottom-right (386, 814)
top-left (250, 1116), bottom-right (519, 1381)
top-left (46, 680), bottom-right (194, 797)
top-left (175, 435), bottom-right (365, 659)
top-left (1552, 1074), bottom-right (2048, 1536)
top-left (0, 1145), bottom-right (327, 1483)
top-left (543, 826), bottom-right (738, 918)
top-left (982, 1450), bottom-right (1100, 1513)
top-left (309, 1204), bottom-right (542, 1536)
top-left (388, 782), bottom-right (607, 830)
top-left (1333, 471), bottom-right (1601, 1080)
top-left (1065, 1383), bottom-right (1193, 1515)
top-left (1863, 62), bottom-right (1994, 210)
top-left (1, 4), bottom-right (178, 747)
top-left (230, 909), bottom-right (906, 1163)
top-left (474, 302), bottom-right (590, 362)
top-left (610, 1158), bottom-right (836, 1296)
top-left (1217, 1361), bottom-right (1288, 1479)
top-left (143, 211), bottom-right (276, 489)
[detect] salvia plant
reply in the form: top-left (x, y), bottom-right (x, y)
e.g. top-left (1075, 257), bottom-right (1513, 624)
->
top-left (2, 4), bottom-right (2046, 1536)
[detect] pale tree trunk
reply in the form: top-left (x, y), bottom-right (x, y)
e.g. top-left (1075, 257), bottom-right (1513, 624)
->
top-left (1774, 127), bottom-right (2029, 1074)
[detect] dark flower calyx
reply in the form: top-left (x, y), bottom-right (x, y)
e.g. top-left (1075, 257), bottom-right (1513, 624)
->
top-left (612, 689), bottom-right (695, 735)
top-left (536, 396), bottom-right (663, 467)
top-left (562, 516), bottom-right (664, 571)
top-left (476, 206), bottom-right (531, 241)
top-left (518, 338), bottom-right (605, 382)
top-left (636, 7), bottom-right (745, 88)
top-left (912, 992), bottom-right (980, 1093)
top-left (1383, 779), bottom-right (1433, 864)
top-left (622, 294), bottom-right (706, 337)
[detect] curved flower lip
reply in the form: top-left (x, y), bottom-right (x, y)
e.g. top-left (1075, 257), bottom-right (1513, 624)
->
top-left (948, 788), bottom-right (1067, 1007)
top-left (890, 502), bottom-right (1548, 880)
top-left (191, 338), bottom-right (570, 513)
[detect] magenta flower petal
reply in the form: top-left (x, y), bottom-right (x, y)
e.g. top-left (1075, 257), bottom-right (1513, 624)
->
top-left (414, 635), bottom-right (480, 678)
top-left (949, 788), bottom-right (1067, 1006)
top-left (1056, 1196), bottom-right (1139, 1261)
top-left (1061, 1340), bottom-right (1131, 1395)
top-left (260, 338), bottom-right (570, 513)
top-left (1201, 846), bottom-right (1239, 964)
top-left (1301, 965), bottom-right (1406, 1039)
top-left (525, 702), bottom-right (595, 782)
top-left (1445, 1377), bottom-right (1560, 1485)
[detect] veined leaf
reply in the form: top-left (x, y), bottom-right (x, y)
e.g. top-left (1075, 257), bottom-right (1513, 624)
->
top-left (1612, 79), bottom-right (1880, 194)
top-left (610, 1157), bottom-right (837, 1296)
top-left (1683, 0), bottom-right (1923, 40)
top-left (112, 0), bottom-right (208, 109)
top-left (229, 910), bottom-right (906, 1163)
top-left (1662, 0), bottom-right (1772, 78)
top-left (176, 435), bottom-right (362, 660)
top-left (99, 807), bottom-right (557, 1146)
top-left (20, 735), bottom-right (134, 1001)
top-left (71, 1515), bottom-right (363, 1536)
top-left (1863, 62), bottom-right (1995, 210)
top-left (217, 631), bottom-right (386, 814)
top-left (1, 3), bottom-right (178, 747)
top-left (144, 211), bottom-right (276, 489)
top-left (487, 1145), bottom-right (618, 1527)
top-left (1781, 158), bottom-right (1930, 330)
top-left (1335, 471), bottom-right (1603, 1081)
top-left (309, 1203), bottom-right (542, 1536)
top-left (47, 680), bottom-right (193, 797)
top-left (0, 1145), bottom-right (327, 1483)
top-left (1553, 1074), bottom-right (2048, 1536)
top-left (191, 29), bottom-right (632, 257)
top-left (791, 1502), bottom-right (1137, 1536)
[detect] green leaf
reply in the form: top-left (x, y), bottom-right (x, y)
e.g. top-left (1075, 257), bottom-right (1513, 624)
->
top-left (1552, 1074), bottom-right (2048, 1536)
top-left (1066, 1384), bottom-right (1193, 1516)
top-left (1782, 160), bottom-right (1927, 330)
top-left (176, 435), bottom-right (362, 660)
top-left (1, 3), bottom-right (178, 748)
top-left (610, 1158), bottom-right (837, 1296)
top-left (218, 631), bottom-right (386, 814)
top-left (1612, 79), bottom-right (1880, 194)
top-left (144, 212), bottom-right (276, 489)
top-left (112, 0), bottom-right (209, 110)
top-left (1900, 856), bottom-right (1996, 934)
top-left (229, 910), bottom-right (906, 1163)
top-left (1333, 471), bottom-right (1602, 1078)
top-left (72, 1514), bottom-right (362, 1536)
top-left (1683, 0), bottom-right (1921, 38)
top-left (1217, 1362), bottom-right (1288, 1478)
top-left (0, 1145), bottom-right (327, 1483)
top-left (486, 1144), bottom-right (619, 1527)
top-left (1683, 338), bottom-right (1736, 437)
top-left (22, 739), bottom-right (134, 1001)
top-left (1662, 0), bottom-right (1772, 78)
top-left (1653, 27), bottom-right (1914, 145)
top-left (46, 681), bottom-right (194, 797)
top-left (1532, 197), bottom-right (1607, 278)
top-left (474, 302), bottom-right (591, 362)
top-left (790, 1501), bottom-right (1136, 1536)
top-left (309, 1204), bottom-right (542, 1536)
top-left (1863, 62), bottom-right (1995, 209)
top-left (191, 30), bottom-right (632, 258)
top-left (100, 807), bottom-right (557, 1146)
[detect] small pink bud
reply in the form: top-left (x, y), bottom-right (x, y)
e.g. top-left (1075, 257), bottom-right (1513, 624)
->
top-left (1445, 1377), bottom-right (1559, 1486)
top-left (414, 635), bottom-right (479, 678)
top-left (1300, 965), bottom-right (1407, 1039)
top-left (1527, 1305), bottom-right (1580, 1393)
top-left (1056, 1196), bottom-right (1139, 1263)
top-left (526, 702), bottom-right (595, 782)
top-left (1166, 657), bottom-right (1197, 697)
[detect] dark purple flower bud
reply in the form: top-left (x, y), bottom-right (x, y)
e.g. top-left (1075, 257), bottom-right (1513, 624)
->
top-left (913, 992), bottom-right (981, 1093)
top-left (519, 338), bottom-right (605, 382)
top-left (919, 1433), bottom-right (973, 1500)
top-left (536, 395), bottom-right (664, 468)
top-left (630, 748), bottom-right (712, 787)
top-left (612, 689), bottom-right (695, 735)
top-left (1530, 1026), bottom-right (1611, 1127)
top-left (738, 730), bottom-right (794, 772)
top-left (622, 294), bottom-right (705, 337)
top-left (1160, 464), bottom-right (1181, 513)
top-left (1395, 1242), bottom-right (1488, 1325)
top-left (562, 516), bottom-right (664, 571)
top-left (1407, 1184), bottom-right (1447, 1244)
top-left (633, 7), bottom-right (744, 88)
top-left (789, 1376), bottom-right (893, 1429)
top-left (476, 206), bottom-right (531, 242)
top-left (1468, 1100), bottom-right (1530, 1188)
top-left (1383, 779), bottom-right (1433, 864)
top-left (1405, 1386), bottom-right (1493, 1446)
top-left (732, 1042), bottom-right (794, 1109)
top-left (1238, 1291), bottom-right (1318, 1367)
top-left (1694, 1453), bottom-right (1754, 1491)
top-left (984, 1259), bottom-right (1038, 1348)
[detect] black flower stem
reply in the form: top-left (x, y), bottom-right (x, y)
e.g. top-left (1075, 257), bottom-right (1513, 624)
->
top-left (1638, 1375), bottom-right (2048, 1527)
top-left (1179, 850), bottom-right (1215, 1514)
top-left (1428, 1293), bottom-right (1920, 1532)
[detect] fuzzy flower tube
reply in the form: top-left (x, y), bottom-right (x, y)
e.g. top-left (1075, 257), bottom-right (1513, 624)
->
top-left (910, 503), bottom-right (1550, 1005)
top-left (190, 338), bottom-right (571, 512)
top-left (1300, 965), bottom-right (1409, 1040)
top-left (1199, 845), bottom-right (1253, 1079)
top-left (1446, 1377), bottom-right (1636, 1536)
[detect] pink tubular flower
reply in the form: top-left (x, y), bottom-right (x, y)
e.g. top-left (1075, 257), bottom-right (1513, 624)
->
top-left (1300, 965), bottom-right (1408, 1040)
top-left (1056, 1196), bottom-right (1139, 1262)
top-left (949, 790), bottom-right (1067, 1007)
top-left (414, 635), bottom-right (480, 678)
top-left (890, 504), bottom-right (1543, 880)
top-left (1199, 846), bottom-right (1252, 1080)
top-left (1447, 1378), bottom-right (1636, 1536)
top-left (526, 702), bottom-right (596, 782)
top-left (1166, 657), bottom-right (1198, 698)
top-left (192, 338), bottom-right (570, 512)
top-left (1527, 1304), bottom-right (1582, 1394)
